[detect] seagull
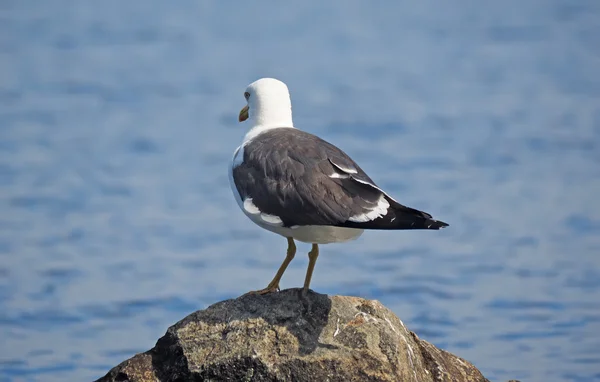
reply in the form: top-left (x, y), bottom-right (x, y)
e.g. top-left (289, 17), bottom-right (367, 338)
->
top-left (229, 78), bottom-right (448, 294)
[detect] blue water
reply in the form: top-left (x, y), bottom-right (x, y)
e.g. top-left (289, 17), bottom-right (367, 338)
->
top-left (1, 1), bottom-right (599, 381)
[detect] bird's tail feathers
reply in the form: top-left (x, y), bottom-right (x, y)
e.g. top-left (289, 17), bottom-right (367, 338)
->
top-left (339, 197), bottom-right (449, 230)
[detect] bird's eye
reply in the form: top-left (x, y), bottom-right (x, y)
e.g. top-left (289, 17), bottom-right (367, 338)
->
top-left (244, 92), bottom-right (250, 100)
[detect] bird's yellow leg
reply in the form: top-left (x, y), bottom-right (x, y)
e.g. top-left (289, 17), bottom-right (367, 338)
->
top-left (303, 244), bottom-right (319, 293)
top-left (246, 237), bottom-right (296, 295)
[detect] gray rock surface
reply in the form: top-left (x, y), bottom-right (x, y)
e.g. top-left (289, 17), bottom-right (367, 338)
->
top-left (96, 289), bottom-right (491, 382)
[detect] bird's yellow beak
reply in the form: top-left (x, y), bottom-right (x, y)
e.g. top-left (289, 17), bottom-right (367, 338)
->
top-left (238, 105), bottom-right (249, 122)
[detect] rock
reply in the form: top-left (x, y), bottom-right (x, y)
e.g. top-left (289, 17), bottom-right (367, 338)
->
top-left (96, 289), bottom-right (490, 382)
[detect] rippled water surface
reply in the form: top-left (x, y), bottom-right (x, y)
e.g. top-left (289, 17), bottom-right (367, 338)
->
top-left (1, 1), bottom-right (600, 381)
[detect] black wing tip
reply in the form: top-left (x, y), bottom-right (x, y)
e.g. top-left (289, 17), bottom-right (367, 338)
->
top-left (337, 216), bottom-right (449, 231)
top-left (427, 219), bottom-right (449, 230)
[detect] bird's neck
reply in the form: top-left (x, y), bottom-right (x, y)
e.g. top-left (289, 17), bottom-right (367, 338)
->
top-left (250, 99), bottom-right (293, 127)
top-left (244, 102), bottom-right (294, 143)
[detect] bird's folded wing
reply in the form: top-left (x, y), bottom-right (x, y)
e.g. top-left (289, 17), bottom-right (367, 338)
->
top-left (231, 129), bottom-right (389, 228)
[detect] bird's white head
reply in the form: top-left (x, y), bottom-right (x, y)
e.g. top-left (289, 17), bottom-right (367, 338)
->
top-left (238, 78), bottom-right (294, 138)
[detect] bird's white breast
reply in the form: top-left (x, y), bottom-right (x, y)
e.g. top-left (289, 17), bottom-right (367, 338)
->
top-left (228, 145), bottom-right (245, 209)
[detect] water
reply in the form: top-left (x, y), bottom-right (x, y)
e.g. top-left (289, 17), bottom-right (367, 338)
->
top-left (1, 1), bottom-right (599, 381)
